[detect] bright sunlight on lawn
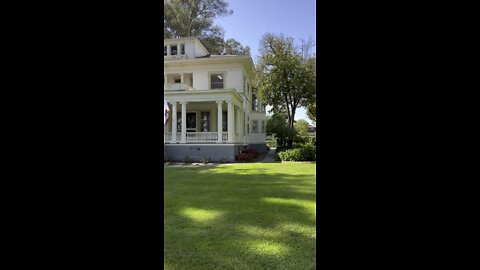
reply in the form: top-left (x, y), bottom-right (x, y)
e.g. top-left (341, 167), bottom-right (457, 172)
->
top-left (164, 163), bottom-right (316, 270)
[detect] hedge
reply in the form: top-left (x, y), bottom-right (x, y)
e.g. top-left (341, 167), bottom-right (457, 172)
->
top-left (276, 145), bottom-right (316, 162)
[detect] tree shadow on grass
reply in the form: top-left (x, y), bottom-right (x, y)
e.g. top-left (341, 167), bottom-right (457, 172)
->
top-left (164, 165), bottom-right (316, 270)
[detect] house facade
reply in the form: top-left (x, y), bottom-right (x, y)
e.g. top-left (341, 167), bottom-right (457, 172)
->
top-left (164, 37), bottom-right (267, 162)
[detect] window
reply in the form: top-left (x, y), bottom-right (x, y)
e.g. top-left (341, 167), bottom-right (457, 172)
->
top-left (171, 45), bottom-right (177, 55)
top-left (186, 112), bottom-right (196, 131)
top-left (252, 94), bottom-right (258, 111)
top-left (222, 111), bottom-right (227, 131)
top-left (211, 73), bottom-right (224, 89)
top-left (262, 121), bottom-right (266, 133)
top-left (174, 78), bottom-right (181, 83)
top-left (201, 112), bottom-right (210, 132)
top-left (180, 44), bottom-right (185, 55)
top-left (164, 46), bottom-right (167, 56)
top-left (252, 120), bottom-right (258, 133)
top-left (176, 112), bottom-right (197, 131)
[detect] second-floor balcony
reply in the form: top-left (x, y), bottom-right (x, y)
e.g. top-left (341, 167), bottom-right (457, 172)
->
top-left (164, 83), bottom-right (195, 91)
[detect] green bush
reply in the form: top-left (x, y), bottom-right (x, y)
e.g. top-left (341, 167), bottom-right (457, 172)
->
top-left (277, 145), bottom-right (316, 161)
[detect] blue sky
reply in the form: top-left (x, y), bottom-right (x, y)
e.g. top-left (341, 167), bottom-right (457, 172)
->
top-left (214, 0), bottom-right (316, 124)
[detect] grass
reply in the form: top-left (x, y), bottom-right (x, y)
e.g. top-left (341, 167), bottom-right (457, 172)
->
top-left (164, 162), bottom-right (316, 270)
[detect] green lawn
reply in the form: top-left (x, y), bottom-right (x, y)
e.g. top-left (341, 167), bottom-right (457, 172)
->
top-left (164, 163), bottom-right (316, 270)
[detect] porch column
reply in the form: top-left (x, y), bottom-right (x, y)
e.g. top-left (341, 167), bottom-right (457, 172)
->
top-left (171, 102), bottom-right (177, 143)
top-left (227, 101), bottom-right (234, 143)
top-left (181, 101), bottom-right (187, 143)
top-left (180, 73), bottom-right (185, 84)
top-left (217, 100), bottom-right (223, 143)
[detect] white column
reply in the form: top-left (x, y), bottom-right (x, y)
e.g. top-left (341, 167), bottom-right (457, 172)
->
top-left (181, 73), bottom-right (185, 84)
top-left (181, 102), bottom-right (187, 143)
top-left (217, 100), bottom-right (223, 143)
top-left (228, 101), bottom-right (234, 143)
top-left (172, 102), bottom-right (177, 143)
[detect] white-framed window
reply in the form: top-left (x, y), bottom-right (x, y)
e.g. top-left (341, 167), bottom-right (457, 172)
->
top-left (252, 120), bottom-right (258, 133)
top-left (252, 94), bottom-right (258, 111)
top-left (210, 73), bottom-right (225, 89)
top-left (171, 45), bottom-right (177, 55)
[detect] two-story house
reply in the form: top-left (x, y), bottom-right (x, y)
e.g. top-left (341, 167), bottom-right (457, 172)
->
top-left (164, 37), bottom-right (267, 162)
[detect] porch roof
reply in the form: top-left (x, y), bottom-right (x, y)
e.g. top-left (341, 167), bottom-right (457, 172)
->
top-left (164, 88), bottom-right (244, 106)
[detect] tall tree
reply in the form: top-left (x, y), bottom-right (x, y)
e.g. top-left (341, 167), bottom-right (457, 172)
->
top-left (222, 38), bottom-right (251, 55)
top-left (256, 33), bottom-right (316, 148)
top-left (164, 0), bottom-right (248, 55)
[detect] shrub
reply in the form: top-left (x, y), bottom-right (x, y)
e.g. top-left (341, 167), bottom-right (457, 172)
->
top-left (277, 145), bottom-right (316, 161)
top-left (243, 148), bottom-right (259, 158)
top-left (305, 136), bottom-right (316, 146)
top-left (236, 152), bottom-right (254, 162)
top-left (278, 148), bottom-right (301, 161)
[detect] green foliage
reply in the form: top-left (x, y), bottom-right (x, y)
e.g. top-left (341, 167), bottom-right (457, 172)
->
top-left (266, 113), bottom-right (289, 147)
top-left (307, 100), bottom-right (316, 124)
top-left (294, 119), bottom-right (309, 137)
top-left (223, 38), bottom-right (250, 55)
top-left (164, 0), bottom-right (249, 55)
top-left (276, 145), bottom-right (316, 162)
top-left (256, 33), bottom-right (316, 147)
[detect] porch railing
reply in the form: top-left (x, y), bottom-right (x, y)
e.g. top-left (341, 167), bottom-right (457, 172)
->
top-left (164, 132), bottom-right (228, 143)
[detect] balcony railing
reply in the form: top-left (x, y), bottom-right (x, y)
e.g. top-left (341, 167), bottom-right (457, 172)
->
top-left (164, 83), bottom-right (195, 91)
top-left (164, 132), bottom-right (228, 143)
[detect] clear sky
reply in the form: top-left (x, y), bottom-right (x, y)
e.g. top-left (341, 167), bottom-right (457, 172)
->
top-left (214, 0), bottom-right (316, 125)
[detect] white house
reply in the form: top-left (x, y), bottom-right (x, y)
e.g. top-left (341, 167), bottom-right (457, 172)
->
top-left (164, 37), bottom-right (267, 162)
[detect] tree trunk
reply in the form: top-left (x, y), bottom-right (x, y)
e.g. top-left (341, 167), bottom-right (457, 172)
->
top-left (287, 111), bottom-right (295, 148)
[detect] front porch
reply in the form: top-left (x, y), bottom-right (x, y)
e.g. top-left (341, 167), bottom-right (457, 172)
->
top-left (164, 92), bottom-right (247, 144)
